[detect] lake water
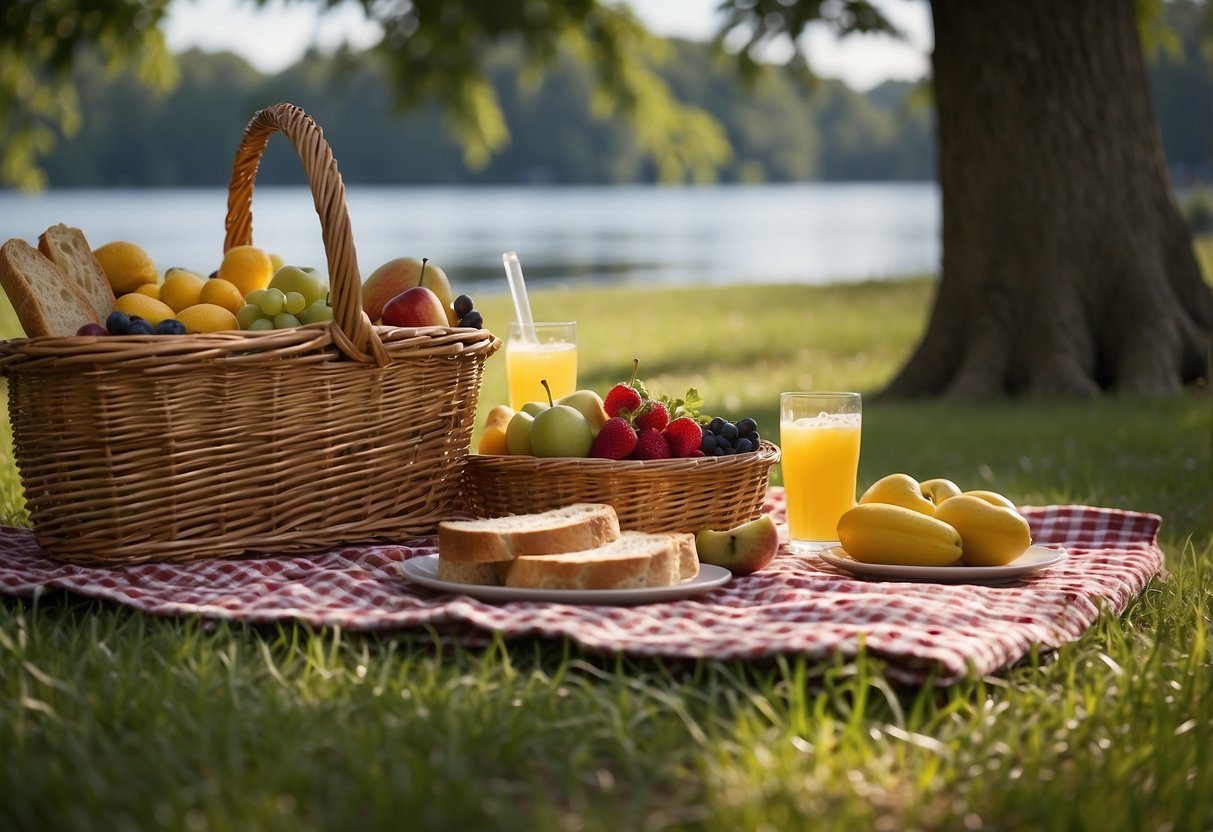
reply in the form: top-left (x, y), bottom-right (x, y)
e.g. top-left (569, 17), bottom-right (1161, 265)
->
top-left (0, 183), bottom-right (939, 292)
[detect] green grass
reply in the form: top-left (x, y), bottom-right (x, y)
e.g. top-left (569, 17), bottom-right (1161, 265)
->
top-left (2, 279), bottom-right (1211, 830)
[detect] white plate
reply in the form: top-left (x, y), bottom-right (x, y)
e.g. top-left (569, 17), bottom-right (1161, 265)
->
top-left (399, 554), bottom-right (732, 605)
top-left (817, 545), bottom-right (1067, 583)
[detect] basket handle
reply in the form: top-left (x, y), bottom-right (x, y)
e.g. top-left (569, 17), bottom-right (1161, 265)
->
top-left (224, 103), bottom-right (388, 366)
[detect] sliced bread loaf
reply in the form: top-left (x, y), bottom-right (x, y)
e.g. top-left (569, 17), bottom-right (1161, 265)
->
top-left (436, 559), bottom-right (513, 586)
top-left (438, 503), bottom-right (620, 564)
top-left (504, 531), bottom-right (684, 590)
top-left (0, 238), bottom-right (99, 337)
top-left (38, 224), bottom-right (115, 319)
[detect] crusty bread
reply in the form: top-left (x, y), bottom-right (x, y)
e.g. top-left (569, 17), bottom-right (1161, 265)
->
top-left (504, 532), bottom-right (684, 590)
top-left (0, 238), bottom-right (99, 337)
top-left (668, 532), bottom-right (700, 580)
top-left (438, 503), bottom-right (620, 564)
top-left (436, 559), bottom-right (512, 586)
top-left (38, 224), bottom-right (115, 319)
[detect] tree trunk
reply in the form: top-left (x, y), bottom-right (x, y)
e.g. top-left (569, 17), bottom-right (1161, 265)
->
top-left (884, 0), bottom-right (1213, 398)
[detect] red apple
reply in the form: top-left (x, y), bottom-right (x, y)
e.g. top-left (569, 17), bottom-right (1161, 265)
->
top-left (362, 257), bottom-right (457, 325)
top-left (381, 286), bottom-right (449, 328)
top-left (694, 515), bottom-right (780, 575)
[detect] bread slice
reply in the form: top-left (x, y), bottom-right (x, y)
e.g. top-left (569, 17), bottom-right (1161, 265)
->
top-left (504, 531), bottom-right (684, 590)
top-left (438, 503), bottom-right (620, 564)
top-left (669, 532), bottom-right (700, 580)
top-left (0, 238), bottom-right (99, 337)
top-left (38, 224), bottom-right (115, 319)
top-left (436, 559), bottom-right (512, 586)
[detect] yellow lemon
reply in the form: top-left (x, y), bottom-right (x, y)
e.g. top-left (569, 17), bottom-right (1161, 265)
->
top-left (176, 303), bottom-right (238, 333)
top-left (477, 425), bottom-right (510, 455)
top-left (269, 253), bottom-right (285, 273)
top-left (113, 293), bottom-right (176, 325)
top-left (134, 283), bottom-right (161, 299)
top-left (218, 245), bottom-right (274, 297)
top-left (159, 270), bottom-right (207, 312)
top-left (94, 241), bottom-right (158, 295)
top-left (198, 277), bottom-right (246, 315)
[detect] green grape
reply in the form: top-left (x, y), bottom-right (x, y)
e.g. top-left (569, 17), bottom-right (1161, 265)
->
top-left (258, 288), bottom-right (286, 316)
top-left (300, 300), bottom-right (334, 324)
top-left (236, 304), bottom-right (263, 330)
top-left (272, 312), bottom-right (301, 330)
top-left (248, 317), bottom-right (274, 332)
top-left (245, 289), bottom-right (268, 308)
top-left (284, 291), bottom-right (307, 315)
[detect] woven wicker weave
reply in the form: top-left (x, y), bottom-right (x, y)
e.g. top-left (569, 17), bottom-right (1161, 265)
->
top-left (461, 441), bottom-right (780, 533)
top-left (0, 103), bottom-right (499, 565)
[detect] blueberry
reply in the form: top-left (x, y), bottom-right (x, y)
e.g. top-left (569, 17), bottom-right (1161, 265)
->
top-left (155, 319), bottom-right (187, 335)
top-left (735, 437), bottom-right (754, 454)
top-left (106, 311), bottom-right (130, 335)
top-left (737, 417), bottom-right (758, 436)
top-left (459, 310), bottom-right (484, 329)
top-left (700, 433), bottom-right (717, 453)
top-left (720, 421), bottom-right (739, 441)
top-left (126, 319), bottom-right (155, 336)
top-left (708, 417), bottom-right (725, 434)
top-left (748, 431), bottom-right (761, 447)
top-left (712, 446), bottom-right (725, 456)
top-left (453, 295), bottom-right (474, 317)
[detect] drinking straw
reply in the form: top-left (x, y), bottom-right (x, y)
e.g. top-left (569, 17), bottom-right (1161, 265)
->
top-left (502, 251), bottom-right (536, 342)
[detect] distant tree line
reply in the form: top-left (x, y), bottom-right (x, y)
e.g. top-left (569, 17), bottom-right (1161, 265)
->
top-left (35, 22), bottom-right (1210, 189)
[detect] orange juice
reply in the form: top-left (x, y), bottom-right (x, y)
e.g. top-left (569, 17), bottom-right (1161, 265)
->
top-left (780, 415), bottom-right (862, 545)
top-left (506, 341), bottom-right (578, 409)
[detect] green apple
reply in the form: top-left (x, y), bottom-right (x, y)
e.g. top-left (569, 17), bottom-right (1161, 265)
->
top-left (520, 401), bottom-right (549, 417)
top-left (505, 411), bottom-right (537, 456)
top-left (530, 404), bottom-right (593, 458)
top-left (269, 265), bottom-right (329, 306)
top-left (362, 257), bottom-right (458, 325)
top-left (556, 389), bottom-right (610, 436)
top-left (694, 515), bottom-right (780, 575)
top-left (299, 299), bottom-right (334, 324)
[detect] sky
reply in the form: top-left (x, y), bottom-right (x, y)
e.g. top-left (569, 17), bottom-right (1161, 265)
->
top-left (163, 0), bottom-right (933, 91)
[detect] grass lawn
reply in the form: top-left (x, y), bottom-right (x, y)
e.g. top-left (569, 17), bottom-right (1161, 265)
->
top-left (1, 277), bottom-right (1211, 830)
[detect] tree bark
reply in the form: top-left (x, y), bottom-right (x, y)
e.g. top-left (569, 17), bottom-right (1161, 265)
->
top-left (884, 0), bottom-right (1213, 398)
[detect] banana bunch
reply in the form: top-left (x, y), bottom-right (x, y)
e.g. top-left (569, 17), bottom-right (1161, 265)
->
top-left (838, 474), bottom-right (1032, 567)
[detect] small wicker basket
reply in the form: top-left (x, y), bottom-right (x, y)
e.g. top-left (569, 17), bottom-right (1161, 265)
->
top-left (461, 441), bottom-right (780, 533)
top-left (0, 103), bottom-right (499, 565)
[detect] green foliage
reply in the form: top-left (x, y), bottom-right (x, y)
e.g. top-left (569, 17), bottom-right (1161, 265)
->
top-left (1, 280), bottom-right (1210, 829)
top-left (0, 0), bottom-right (178, 190)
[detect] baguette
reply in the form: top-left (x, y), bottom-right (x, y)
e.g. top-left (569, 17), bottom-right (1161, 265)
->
top-left (437, 503), bottom-right (620, 564)
top-left (38, 224), bottom-right (115, 320)
top-left (504, 531), bottom-right (684, 590)
top-left (0, 238), bottom-right (98, 337)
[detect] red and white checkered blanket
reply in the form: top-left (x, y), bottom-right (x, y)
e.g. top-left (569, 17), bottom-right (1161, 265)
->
top-left (0, 489), bottom-right (1163, 685)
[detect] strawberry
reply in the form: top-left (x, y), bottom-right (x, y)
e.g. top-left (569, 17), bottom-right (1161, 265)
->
top-left (589, 417), bottom-right (638, 460)
top-left (662, 416), bottom-right (703, 457)
top-left (634, 400), bottom-right (670, 432)
top-left (604, 358), bottom-right (643, 418)
top-left (630, 427), bottom-right (671, 460)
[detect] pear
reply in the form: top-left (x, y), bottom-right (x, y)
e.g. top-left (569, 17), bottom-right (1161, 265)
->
top-left (694, 515), bottom-right (780, 575)
top-left (556, 389), bottom-right (610, 436)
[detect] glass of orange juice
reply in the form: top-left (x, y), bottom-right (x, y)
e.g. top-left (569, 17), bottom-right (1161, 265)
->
top-left (779, 392), bottom-right (862, 552)
top-left (506, 321), bottom-right (578, 410)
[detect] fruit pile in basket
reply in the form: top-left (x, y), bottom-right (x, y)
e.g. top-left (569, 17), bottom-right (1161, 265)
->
top-left (477, 361), bottom-right (765, 462)
top-left (0, 222), bottom-right (485, 338)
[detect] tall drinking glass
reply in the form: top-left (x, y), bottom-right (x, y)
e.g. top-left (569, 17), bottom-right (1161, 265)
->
top-left (506, 321), bottom-right (578, 410)
top-left (780, 392), bottom-right (862, 552)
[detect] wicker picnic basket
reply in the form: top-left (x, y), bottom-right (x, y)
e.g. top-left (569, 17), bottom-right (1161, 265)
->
top-left (461, 441), bottom-right (780, 533)
top-left (0, 103), bottom-right (499, 565)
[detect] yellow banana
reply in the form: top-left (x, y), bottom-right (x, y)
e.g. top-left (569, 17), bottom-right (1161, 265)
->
top-left (962, 489), bottom-right (1017, 510)
top-left (920, 477), bottom-right (963, 505)
top-left (934, 495), bottom-right (1032, 566)
top-left (837, 503), bottom-right (963, 566)
top-left (859, 473), bottom-right (937, 516)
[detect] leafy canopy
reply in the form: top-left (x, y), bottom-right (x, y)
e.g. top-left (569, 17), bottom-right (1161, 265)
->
top-left (0, 0), bottom-right (899, 189)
